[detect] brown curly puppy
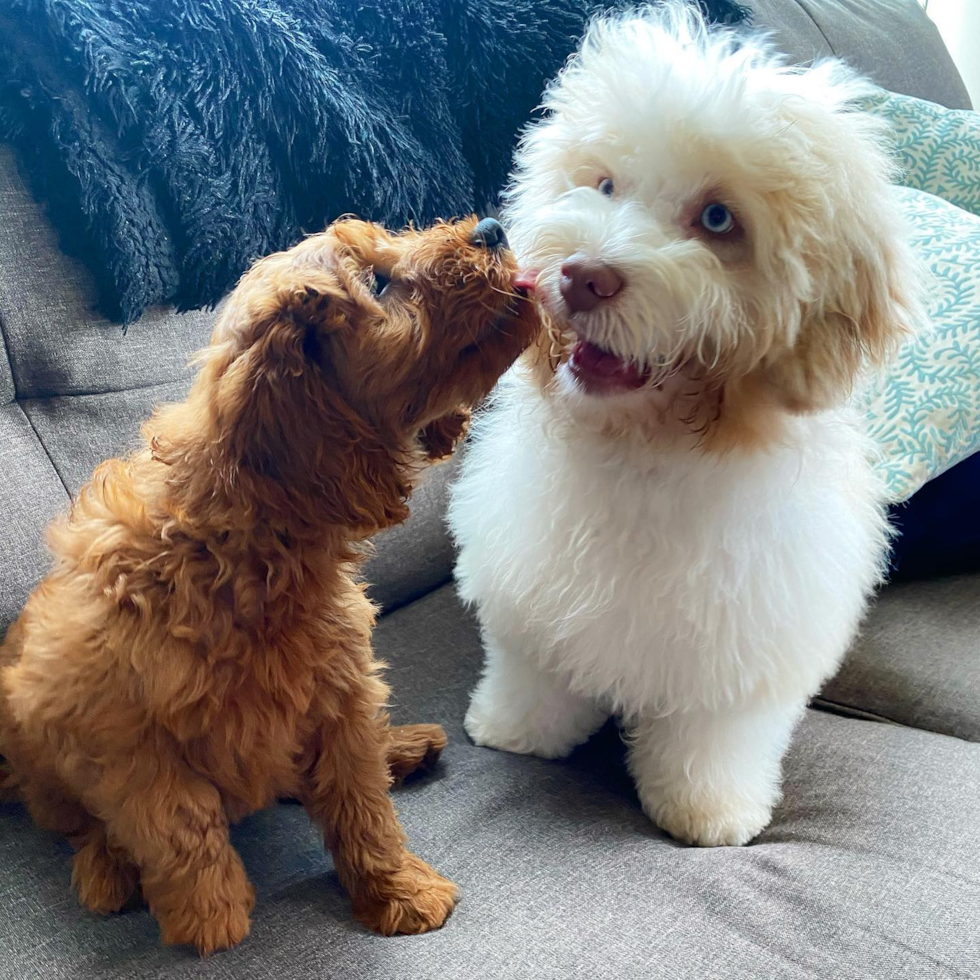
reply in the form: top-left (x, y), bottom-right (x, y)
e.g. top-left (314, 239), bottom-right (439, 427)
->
top-left (0, 216), bottom-right (538, 954)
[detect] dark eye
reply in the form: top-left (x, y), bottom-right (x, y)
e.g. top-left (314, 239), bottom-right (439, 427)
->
top-left (699, 203), bottom-right (736, 235)
top-left (370, 269), bottom-right (391, 296)
top-left (598, 177), bottom-right (615, 197)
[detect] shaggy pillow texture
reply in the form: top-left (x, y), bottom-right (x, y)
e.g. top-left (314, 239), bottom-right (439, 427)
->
top-left (860, 187), bottom-right (980, 502)
top-left (0, 0), bottom-right (749, 324)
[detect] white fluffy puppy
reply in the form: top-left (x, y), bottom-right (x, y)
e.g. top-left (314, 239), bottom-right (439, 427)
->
top-left (448, 5), bottom-right (922, 847)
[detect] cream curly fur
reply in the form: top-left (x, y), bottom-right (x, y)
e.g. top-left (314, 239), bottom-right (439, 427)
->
top-left (449, 5), bottom-right (923, 847)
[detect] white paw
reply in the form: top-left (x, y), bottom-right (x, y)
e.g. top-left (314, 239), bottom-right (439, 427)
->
top-left (645, 793), bottom-right (772, 847)
top-left (463, 702), bottom-right (575, 760)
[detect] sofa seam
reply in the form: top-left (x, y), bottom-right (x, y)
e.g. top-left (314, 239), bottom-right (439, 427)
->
top-left (811, 695), bottom-right (974, 745)
top-left (377, 572), bottom-right (455, 619)
top-left (0, 299), bottom-right (17, 405)
top-left (15, 400), bottom-right (72, 502)
top-left (18, 374), bottom-right (193, 403)
top-left (791, 0), bottom-right (837, 58)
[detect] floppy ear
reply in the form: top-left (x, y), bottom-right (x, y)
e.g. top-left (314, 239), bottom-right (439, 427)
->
top-left (204, 273), bottom-right (411, 531)
top-left (762, 235), bottom-right (920, 414)
top-left (419, 408), bottom-right (471, 461)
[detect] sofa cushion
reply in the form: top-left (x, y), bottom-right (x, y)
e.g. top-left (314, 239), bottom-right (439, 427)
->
top-left (821, 572), bottom-right (980, 741)
top-left (2, 583), bottom-right (978, 979)
top-left (363, 457), bottom-right (458, 613)
top-left (0, 404), bottom-right (71, 634)
top-left (0, 148), bottom-right (212, 401)
top-left (19, 384), bottom-right (187, 498)
top-left (0, 320), bottom-right (14, 404)
top-left (748, 0), bottom-right (972, 110)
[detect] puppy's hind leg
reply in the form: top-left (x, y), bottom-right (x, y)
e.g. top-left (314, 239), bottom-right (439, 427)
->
top-left (14, 768), bottom-right (140, 914)
top-left (0, 757), bottom-right (19, 802)
top-left (466, 632), bottom-right (607, 759)
top-left (386, 722), bottom-right (447, 784)
top-left (301, 671), bottom-right (457, 936)
top-left (71, 822), bottom-right (140, 915)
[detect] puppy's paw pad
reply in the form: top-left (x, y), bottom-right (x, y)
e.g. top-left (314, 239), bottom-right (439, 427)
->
top-left (355, 854), bottom-right (458, 936)
top-left (286, 284), bottom-right (331, 319)
top-left (651, 796), bottom-right (771, 847)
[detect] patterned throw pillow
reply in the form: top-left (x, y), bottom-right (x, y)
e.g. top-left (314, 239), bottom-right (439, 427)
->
top-left (859, 187), bottom-right (980, 502)
top-left (859, 89), bottom-right (980, 218)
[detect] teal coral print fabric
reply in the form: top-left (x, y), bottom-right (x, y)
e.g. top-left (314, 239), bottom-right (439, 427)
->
top-left (860, 89), bottom-right (980, 217)
top-left (859, 187), bottom-right (980, 502)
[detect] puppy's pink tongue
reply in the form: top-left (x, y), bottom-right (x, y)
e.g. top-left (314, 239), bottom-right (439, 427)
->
top-left (569, 340), bottom-right (649, 392)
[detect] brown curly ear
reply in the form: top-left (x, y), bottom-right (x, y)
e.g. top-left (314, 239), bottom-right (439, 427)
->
top-left (190, 270), bottom-right (411, 533)
top-left (419, 408), bottom-right (471, 461)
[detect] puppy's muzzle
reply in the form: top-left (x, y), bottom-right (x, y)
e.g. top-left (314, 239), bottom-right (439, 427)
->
top-left (560, 254), bottom-right (624, 313)
top-left (472, 217), bottom-right (508, 250)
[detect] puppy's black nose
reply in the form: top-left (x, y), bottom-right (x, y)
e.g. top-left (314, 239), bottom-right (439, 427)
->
top-left (472, 217), bottom-right (508, 250)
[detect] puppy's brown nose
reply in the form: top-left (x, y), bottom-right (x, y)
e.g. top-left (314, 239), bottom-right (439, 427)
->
top-left (472, 217), bottom-right (508, 250)
top-left (560, 255), bottom-right (624, 313)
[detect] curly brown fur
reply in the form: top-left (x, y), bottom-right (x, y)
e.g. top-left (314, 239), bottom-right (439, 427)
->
top-left (0, 217), bottom-right (539, 954)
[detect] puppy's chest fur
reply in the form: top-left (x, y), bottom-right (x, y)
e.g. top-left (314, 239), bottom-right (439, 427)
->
top-left (9, 550), bottom-right (376, 818)
top-left (450, 378), bottom-right (889, 714)
top-left (145, 583), bottom-right (375, 814)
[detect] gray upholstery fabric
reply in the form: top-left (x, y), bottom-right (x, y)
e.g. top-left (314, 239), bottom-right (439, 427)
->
top-left (2, 585), bottom-right (978, 980)
top-left (0, 147), bottom-right (212, 400)
top-left (20, 383), bottom-right (188, 498)
top-left (0, 322), bottom-right (14, 404)
top-left (0, 404), bottom-right (70, 629)
top-left (823, 574), bottom-right (980, 741)
top-left (363, 457), bottom-right (458, 612)
top-left (1, 3), bottom-right (977, 977)
top-left (748, 0), bottom-right (973, 109)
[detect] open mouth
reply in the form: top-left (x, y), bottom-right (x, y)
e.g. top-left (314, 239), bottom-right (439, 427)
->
top-left (566, 339), bottom-right (652, 394)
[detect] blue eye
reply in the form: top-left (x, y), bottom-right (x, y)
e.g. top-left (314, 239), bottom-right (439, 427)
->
top-left (700, 203), bottom-right (735, 235)
top-left (598, 177), bottom-right (615, 197)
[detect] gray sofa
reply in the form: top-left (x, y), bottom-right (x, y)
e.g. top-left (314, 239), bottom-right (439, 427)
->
top-left (1, 2), bottom-right (977, 978)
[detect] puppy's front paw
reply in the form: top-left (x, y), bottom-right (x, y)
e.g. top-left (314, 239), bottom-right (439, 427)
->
top-left (647, 793), bottom-right (772, 847)
top-left (354, 853), bottom-right (457, 936)
top-left (159, 901), bottom-right (253, 956)
top-left (154, 866), bottom-right (256, 955)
